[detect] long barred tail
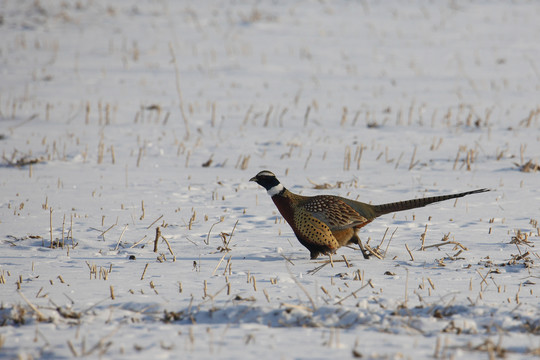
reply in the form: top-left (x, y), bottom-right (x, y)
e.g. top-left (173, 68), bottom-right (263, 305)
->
top-left (372, 188), bottom-right (490, 217)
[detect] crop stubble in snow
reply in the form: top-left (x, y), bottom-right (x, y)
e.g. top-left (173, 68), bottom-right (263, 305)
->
top-left (1, 1), bottom-right (540, 359)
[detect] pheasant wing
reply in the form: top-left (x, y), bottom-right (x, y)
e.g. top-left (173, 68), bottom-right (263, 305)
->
top-left (301, 195), bottom-right (370, 231)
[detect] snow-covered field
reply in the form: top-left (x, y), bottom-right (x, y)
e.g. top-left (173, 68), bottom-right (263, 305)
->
top-left (1, 0), bottom-right (540, 358)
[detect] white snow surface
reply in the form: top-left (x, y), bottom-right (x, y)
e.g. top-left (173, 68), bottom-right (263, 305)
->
top-left (1, 0), bottom-right (540, 359)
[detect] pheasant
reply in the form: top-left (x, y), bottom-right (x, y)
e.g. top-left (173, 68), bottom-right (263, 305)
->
top-left (250, 170), bottom-right (489, 260)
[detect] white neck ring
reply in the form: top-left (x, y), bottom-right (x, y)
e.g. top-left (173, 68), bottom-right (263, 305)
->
top-left (267, 184), bottom-right (284, 197)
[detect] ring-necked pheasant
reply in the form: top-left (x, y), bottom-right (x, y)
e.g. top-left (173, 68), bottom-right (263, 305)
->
top-left (250, 170), bottom-right (489, 260)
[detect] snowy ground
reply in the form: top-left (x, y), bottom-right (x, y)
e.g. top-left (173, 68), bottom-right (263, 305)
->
top-left (1, 0), bottom-right (540, 359)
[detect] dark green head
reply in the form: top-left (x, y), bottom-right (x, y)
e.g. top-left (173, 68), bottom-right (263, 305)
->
top-left (250, 170), bottom-right (284, 196)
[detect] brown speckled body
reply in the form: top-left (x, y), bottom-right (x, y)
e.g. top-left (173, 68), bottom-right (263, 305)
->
top-left (272, 190), bottom-right (375, 259)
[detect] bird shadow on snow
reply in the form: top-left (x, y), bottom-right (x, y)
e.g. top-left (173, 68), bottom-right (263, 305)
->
top-left (173, 255), bottom-right (286, 263)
